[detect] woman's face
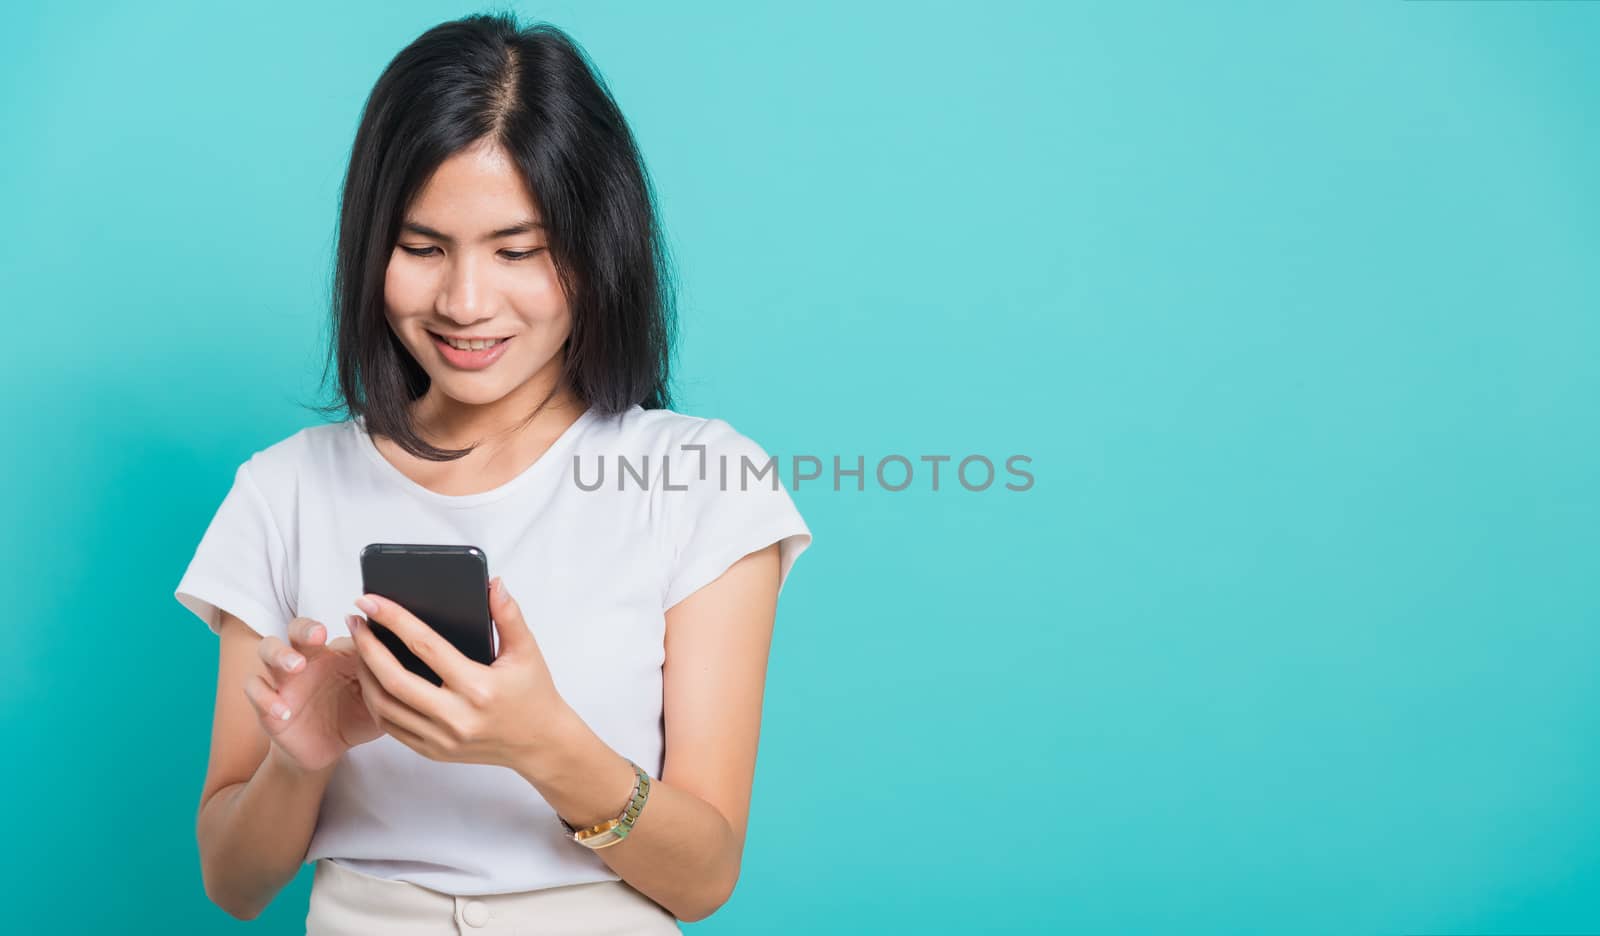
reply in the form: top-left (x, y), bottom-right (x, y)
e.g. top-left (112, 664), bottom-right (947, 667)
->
top-left (384, 139), bottom-right (571, 412)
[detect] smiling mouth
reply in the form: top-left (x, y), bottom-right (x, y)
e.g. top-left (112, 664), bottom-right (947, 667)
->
top-left (428, 330), bottom-right (512, 350)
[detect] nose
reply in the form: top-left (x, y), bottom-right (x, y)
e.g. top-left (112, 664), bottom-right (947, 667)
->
top-left (436, 251), bottom-right (491, 325)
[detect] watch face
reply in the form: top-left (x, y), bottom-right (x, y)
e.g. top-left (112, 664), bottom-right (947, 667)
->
top-left (575, 818), bottom-right (621, 842)
top-left (578, 826), bottom-right (626, 850)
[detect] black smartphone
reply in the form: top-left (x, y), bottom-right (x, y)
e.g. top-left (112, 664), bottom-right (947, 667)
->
top-left (358, 543), bottom-right (495, 687)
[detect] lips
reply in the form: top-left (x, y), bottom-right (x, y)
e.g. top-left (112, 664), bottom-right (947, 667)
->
top-left (429, 331), bottom-right (513, 370)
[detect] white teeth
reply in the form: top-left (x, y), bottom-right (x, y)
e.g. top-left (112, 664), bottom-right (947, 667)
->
top-left (442, 336), bottom-right (503, 351)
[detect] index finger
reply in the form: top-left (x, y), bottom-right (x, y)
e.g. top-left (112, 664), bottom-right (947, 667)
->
top-left (287, 616), bottom-right (329, 654)
top-left (354, 593), bottom-right (479, 697)
top-left (349, 613), bottom-right (453, 715)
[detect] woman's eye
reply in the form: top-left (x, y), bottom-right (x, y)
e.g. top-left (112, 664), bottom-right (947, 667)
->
top-left (397, 245), bottom-right (543, 260)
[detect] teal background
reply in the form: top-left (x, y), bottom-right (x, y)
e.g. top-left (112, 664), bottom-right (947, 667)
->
top-left (2, 1), bottom-right (1596, 933)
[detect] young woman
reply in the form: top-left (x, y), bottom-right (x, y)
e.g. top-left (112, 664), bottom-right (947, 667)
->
top-left (175, 14), bottom-right (812, 933)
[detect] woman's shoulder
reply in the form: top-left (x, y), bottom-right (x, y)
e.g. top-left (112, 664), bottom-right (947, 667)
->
top-left (595, 405), bottom-right (770, 456)
top-left (234, 418), bottom-right (359, 487)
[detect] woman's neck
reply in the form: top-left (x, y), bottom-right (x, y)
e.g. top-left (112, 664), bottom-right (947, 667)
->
top-left (410, 376), bottom-right (584, 453)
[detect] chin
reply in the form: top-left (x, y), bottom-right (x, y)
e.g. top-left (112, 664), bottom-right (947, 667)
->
top-left (427, 377), bottom-right (518, 407)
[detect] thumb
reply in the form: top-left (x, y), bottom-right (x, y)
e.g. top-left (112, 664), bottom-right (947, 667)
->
top-left (489, 576), bottom-right (536, 657)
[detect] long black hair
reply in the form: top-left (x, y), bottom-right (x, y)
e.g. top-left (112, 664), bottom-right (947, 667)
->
top-left (310, 12), bottom-right (676, 460)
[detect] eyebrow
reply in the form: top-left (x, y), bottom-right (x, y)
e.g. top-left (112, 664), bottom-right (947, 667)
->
top-left (401, 217), bottom-right (545, 242)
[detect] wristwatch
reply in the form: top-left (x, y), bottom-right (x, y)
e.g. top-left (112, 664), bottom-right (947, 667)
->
top-left (558, 761), bottom-right (652, 849)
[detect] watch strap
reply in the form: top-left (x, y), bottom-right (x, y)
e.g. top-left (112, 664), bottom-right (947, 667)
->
top-left (558, 761), bottom-right (652, 849)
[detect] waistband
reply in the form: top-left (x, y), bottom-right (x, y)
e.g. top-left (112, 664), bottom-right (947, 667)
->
top-left (306, 857), bottom-right (680, 934)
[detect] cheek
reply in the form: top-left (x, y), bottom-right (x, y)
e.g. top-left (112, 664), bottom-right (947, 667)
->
top-left (512, 265), bottom-right (572, 326)
top-left (384, 255), bottom-right (433, 309)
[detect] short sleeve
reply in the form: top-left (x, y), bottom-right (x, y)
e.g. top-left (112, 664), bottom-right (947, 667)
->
top-left (174, 460), bottom-right (295, 641)
top-left (663, 418), bottom-right (814, 611)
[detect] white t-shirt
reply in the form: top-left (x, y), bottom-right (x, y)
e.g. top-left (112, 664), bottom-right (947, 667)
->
top-left (174, 404), bottom-right (812, 896)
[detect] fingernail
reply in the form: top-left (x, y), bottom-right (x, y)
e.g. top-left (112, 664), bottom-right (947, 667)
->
top-left (356, 596), bottom-right (378, 615)
top-left (491, 576), bottom-right (503, 598)
top-left (346, 614), bottom-right (361, 632)
top-left (498, 579), bottom-right (511, 601)
top-left (286, 653), bottom-right (305, 671)
top-left (309, 623), bottom-right (325, 641)
top-left (272, 703), bottom-right (291, 720)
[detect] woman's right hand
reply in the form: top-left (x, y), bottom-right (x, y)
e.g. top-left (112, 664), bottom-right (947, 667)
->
top-left (243, 616), bottom-right (383, 773)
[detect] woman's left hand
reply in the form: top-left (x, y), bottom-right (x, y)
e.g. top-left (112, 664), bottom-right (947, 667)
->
top-left (348, 576), bottom-right (570, 772)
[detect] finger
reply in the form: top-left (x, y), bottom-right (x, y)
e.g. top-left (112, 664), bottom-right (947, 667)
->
top-left (353, 594), bottom-right (479, 694)
top-left (347, 611), bottom-right (458, 718)
top-left (352, 651), bottom-right (449, 759)
top-left (488, 576), bottom-right (535, 658)
top-left (243, 672), bottom-right (294, 731)
top-left (352, 645), bottom-right (436, 742)
top-left (258, 635), bottom-right (306, 679)
top-left (288, 617), bottom-right (330, 657)
top-left (350, 649), bottom-right (384, 726)
top-left (381, 716), bottom-right (436, 759)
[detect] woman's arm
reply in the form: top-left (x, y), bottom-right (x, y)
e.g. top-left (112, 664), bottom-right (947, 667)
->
top-left (514, 543), bottom-right (782, 923)
top-left (196, 614), bottom-right (335, 920)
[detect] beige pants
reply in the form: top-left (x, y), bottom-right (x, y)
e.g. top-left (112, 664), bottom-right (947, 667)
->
top-left (304, 857), bottom-right (681, 935)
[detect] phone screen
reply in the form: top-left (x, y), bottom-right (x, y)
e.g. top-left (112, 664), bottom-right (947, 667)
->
top-left (358, 543), bottom-right (495, 686)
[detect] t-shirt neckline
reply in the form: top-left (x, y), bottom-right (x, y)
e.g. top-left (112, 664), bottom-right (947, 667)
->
top-left (351, 406), bottom-right (600, 509)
